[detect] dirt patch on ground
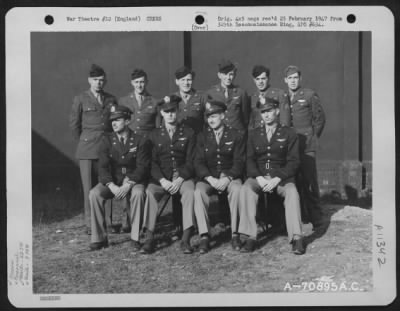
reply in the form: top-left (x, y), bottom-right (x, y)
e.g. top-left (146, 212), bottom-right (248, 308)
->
top-left (33, 204), bottom-right (372, 294)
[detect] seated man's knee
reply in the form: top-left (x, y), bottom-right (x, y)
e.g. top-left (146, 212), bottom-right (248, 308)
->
top-left (130, 186), bottom-right (145, 200)
top-left (231, 183), bottom-right (242, 193)
top-left (89, 187), bottom-right (101, 200)
top-left (285, 183), bottom-right (300, 198)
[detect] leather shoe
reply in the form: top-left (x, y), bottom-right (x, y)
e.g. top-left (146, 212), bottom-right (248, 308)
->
top-left (240, 238), bottom-right (257, 253)
top-left (199, 237), bottom-right (210, 254)
top-left (231, 235), bottom-right (242, 251)
top-left (140, 238), bottom-right (155, 254)
top-left (292, 238), bottom-right (305, 255)
top-left (181, 227), bottom-right (193, 242)
top-left (180, 241), bottom-right (194, 254)
top-left (89, 240), bottom-right (108, 251)
top-left (131, 240), bottom-right (141, 252)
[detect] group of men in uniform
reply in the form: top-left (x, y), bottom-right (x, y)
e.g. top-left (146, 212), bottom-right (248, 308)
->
top-left (69, 59), bottom-right (325, 256)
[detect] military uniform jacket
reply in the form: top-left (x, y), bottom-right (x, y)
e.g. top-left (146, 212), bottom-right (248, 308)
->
top-left (247, 124), bottom-right (300, 185)
top-left (286, 88), bottom-right (326, 153)
top-left (175, 89), bottom-right (207, 134)
top-left (69, 89), bottom-right (118, 159)
top-left (118, 91), bottom-right (160, 134)
top-left (249, 87), bottom-right (291, 130)
top-left (149, 124), bottom-right (196, 182)
top-left (206, 84), bottom-right (250, 132)
top-left (195, 126), bottom-right (245, 180)
top-left (98, 129), bottom-right (151, 186)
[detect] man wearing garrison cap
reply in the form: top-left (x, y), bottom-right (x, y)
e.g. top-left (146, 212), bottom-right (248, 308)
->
top-left (284, 65), bottom-right (326, 230)
top-left (249, 65), bottom-right (290, 130)
top-left (193, 100), bottom-right (245, 253)
top-left (142, 95), bottom-right (197, 254)
top-left (173, 66), bottom-right (208, 134)
top-left (69, 64), bottom-right (118, 235)
top-left (239, 96), bottom-right (305, 254)
top-left (88, 106), bottom-right (151, 251)
top-left (206, 59), bottom-right (250, 134)
top-left (119, 69), bottom-right (160, 137)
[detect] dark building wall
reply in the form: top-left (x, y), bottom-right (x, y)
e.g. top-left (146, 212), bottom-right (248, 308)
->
top-left (31, 32), bottom-right (183, 162)
top-left (190, 31), bottom-right (361, 162)
top-left (31, 31), bottom-right (371, 216)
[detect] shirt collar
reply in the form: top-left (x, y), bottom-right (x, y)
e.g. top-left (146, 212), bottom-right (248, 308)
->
top-left (213, 125), bottom-right (224, 135)
top-left (165, 123), bottom-right (177, 132)
top-left (90, 89), bottom-right (103, 98)
top-left (265, 123), bottom-right (278, 131)
top-left (116, 131), bottom-right (128, 141)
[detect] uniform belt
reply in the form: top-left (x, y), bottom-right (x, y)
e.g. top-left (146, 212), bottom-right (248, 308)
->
top-left (265, 163), bottom-right (282, 169)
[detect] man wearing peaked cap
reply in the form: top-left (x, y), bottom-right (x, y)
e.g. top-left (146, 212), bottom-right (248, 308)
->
top-left (69, 64), bottom-right (118, 235)
top-left (206, 59), bottom-right (250, 134)
top-left (194, 99), bottom-right (246, 253)
top-left (88, 105), bottom-right (151, 251)
top-left (204, 100), bottom-right (226, 116)
top-left (173, 66), bottom-right (208, 134)
top-left (119, 68), bottom-right (160, 138)
top-left (249, 65), bottom-right (290, 130)
top-left (284, 65), bottom-right (326, 230)
top-left (142, 94), bottom-right (197, 254)
top-left (109, 105), bottom-right (132, 120)
top-left (239, 95), bottom-right (305, 254)
top-left (158, 94), bottom-right (181, 111)
top-left (257, 96), bottom-right (279, 111)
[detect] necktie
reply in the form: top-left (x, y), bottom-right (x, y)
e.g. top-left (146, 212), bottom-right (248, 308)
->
top-left (266, 127), bottom-right (273, 142)
top-left (224, 88), bottom-right (229, 99)
top-left (96, 93), bottom-right (103, 106)
top-left (120, 136), bottom-right (125, 145)
top-left (215, 130), bottom-right (222, 144)
top-left (168, 127), bottom-right (175, 139)
top-left (137, 95), bottom-right (143, 108)
top-left (182, 94), bottom-right (190, 104)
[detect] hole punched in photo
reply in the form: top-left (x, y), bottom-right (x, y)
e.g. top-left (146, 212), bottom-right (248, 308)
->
top-left (347, 14), bottom-right (356, 23)
top-left (195, 15), bottom-right (205, 25)
top-left (44, 15), bottom-right (54, 25)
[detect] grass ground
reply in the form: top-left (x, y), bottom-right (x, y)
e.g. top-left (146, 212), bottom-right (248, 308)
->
top-left (32, 202), bottom-right (372, 294)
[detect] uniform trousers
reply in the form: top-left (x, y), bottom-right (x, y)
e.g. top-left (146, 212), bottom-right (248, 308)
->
top-left (239, 178), bottom-right (302, 242)
top-left (194, 179), bottom-right (242, 235)
top-left (297, 151), bottom-right (322, 226)
top-left (79, 159), bottom-right (112, 229)
top-left (89, 183), bottom-right (146, 243)
top-left (144, 180), bottom-right (195, 233)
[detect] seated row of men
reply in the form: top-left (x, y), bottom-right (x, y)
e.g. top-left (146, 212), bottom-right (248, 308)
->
top-left (88, 95), bottom-right (305, 256)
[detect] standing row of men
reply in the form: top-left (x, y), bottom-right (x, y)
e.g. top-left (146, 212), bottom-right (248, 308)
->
top-left (69, 60), bottom-right (326, 255)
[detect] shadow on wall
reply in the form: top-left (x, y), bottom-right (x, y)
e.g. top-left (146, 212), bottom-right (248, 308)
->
top-left (320, 187), bottom-right (372, 209)
top-left (32, 131), bottom-right (82, 224)
top-left (318, 160), bottom-right (372, 209)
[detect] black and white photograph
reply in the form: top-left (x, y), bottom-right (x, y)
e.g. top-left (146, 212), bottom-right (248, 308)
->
top-left (6, 6), bottom-right (395, 307)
